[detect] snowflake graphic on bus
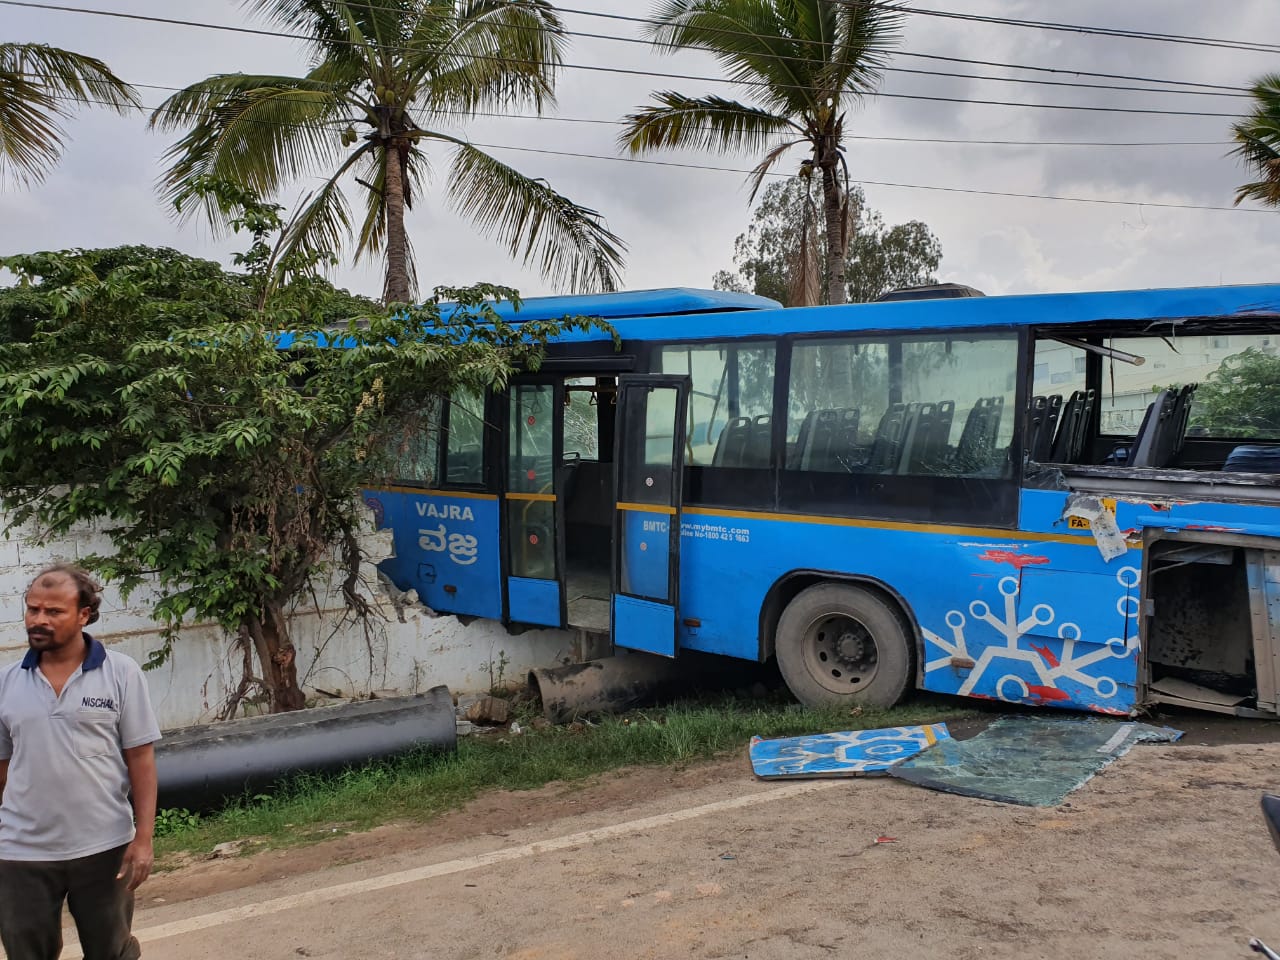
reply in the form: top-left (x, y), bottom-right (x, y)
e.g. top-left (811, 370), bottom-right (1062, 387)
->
top-left (921, 566), bottom-right (1141, 715)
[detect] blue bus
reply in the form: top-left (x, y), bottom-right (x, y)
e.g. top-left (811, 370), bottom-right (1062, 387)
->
top-left (368, 282), bottom-right (1280, 719)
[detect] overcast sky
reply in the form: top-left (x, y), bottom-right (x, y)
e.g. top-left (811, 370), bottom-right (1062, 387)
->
top-left (3, 0), bottom-right (1279, 302)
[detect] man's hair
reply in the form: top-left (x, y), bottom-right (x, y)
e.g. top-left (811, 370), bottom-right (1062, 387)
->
top-left (27, 563), bottom-right (103, 625)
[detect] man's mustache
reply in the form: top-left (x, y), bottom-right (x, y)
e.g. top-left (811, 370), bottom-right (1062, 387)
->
top-left (27, 629), bottom-right (52, 640)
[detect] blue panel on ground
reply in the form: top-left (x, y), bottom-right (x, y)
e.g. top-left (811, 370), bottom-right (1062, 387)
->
top-left (613, 594), bottom-right (676, 657)
top-left (508, 576), bottom-right (561, 628)
top-left (749, 724), bottom-right (952, 779)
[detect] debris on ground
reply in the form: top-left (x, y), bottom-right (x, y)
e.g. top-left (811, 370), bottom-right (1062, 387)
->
top-left (748, 723), bottom-right (951, 779)
top-left (458, 695), bottom-right (511, 725)
top-left (888, 715), bottom-right (1183, 806)
top-left (748, 716), bottom-right (1183, 807)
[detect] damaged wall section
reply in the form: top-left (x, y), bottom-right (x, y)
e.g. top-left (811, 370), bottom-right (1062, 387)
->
top-left (0, 508), bottom-right (579, 729)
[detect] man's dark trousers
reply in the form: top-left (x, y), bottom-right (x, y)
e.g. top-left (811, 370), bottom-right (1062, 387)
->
top-left (0, 843), bottom-right (140, 960)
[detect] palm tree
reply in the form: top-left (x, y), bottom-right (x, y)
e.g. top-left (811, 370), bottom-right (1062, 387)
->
top-left (620, 0), bottom-right (902, 306)
top-left (149, 0), bottom-right (625, 305)
top-left (0, 43), bottom-right (139, 188)
top-left (1232, 73), bottom-right (1280, 208)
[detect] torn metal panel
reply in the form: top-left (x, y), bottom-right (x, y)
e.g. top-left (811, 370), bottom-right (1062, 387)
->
top-left (1062, 492), bottom-right (1129, 561)
top-left (1246, 551), bottom-right (1280, 715)
top-left (1149, 677), bottom-right (1247, 711)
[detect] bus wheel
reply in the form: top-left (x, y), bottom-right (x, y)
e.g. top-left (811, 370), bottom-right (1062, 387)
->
top-left (775, 583), bottom-right (912, 709)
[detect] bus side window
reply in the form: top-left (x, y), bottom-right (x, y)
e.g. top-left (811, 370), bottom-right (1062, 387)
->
top-left (786, 334), bottom-right (1018, 478)
top-left (377, 401), bottom-right (441, 487)
top-left (900, 336), bottom-right (1019, 478)
top-left (443, 389), bottom-right (486, 485)
top-left (660, 342), bottom-right (775, 468)
top-left (787, 340), bottom-right (888, 472)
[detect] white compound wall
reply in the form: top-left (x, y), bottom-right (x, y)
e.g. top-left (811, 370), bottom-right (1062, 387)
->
top-left (0, 514), bottom-right (578, 730)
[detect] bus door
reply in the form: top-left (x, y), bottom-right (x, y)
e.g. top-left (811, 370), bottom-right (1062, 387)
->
top-left (611, 375), bottom-right (690, 657)
top-left (505, 380), bottom-right (566, 627)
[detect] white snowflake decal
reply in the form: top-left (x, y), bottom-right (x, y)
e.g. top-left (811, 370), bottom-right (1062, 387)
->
top-left (922, 566), bottom-right (1140, 706)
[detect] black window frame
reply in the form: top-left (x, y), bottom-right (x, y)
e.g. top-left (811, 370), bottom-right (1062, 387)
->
top-left (641, 326), bottom-right (1026, 529)
top-left (776, 326), bottom-right (1025, 528)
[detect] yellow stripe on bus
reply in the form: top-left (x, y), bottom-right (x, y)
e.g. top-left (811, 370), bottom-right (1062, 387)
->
top-left (681, 505), bottom-right (1136, 548)
top-left (506, 492), bottom-right (557, 503)
top-left (373, 486), bottom-right (498, 500)
top-left (617, 502), bottom-right (678, 515)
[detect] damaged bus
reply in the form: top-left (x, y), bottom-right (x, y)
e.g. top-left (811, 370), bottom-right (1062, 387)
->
top-left (368, 283), bottom-right (1280, 719)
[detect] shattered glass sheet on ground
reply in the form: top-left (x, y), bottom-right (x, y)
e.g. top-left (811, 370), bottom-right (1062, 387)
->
top-left (749, 723), bottom-right (951, 779)
top-left (888, 715), bottom-right (1182, 806)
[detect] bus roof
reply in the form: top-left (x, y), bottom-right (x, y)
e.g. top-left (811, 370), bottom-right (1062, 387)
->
top-left (545, 282), bottom-right (1280, 343)
top-left (486, 287), bottom-right (780, 322)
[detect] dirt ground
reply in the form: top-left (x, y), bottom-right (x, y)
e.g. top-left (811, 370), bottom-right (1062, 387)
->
top-left (114, 707), bottom-right (1280, 960)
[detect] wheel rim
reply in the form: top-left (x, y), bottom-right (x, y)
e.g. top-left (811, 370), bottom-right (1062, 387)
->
top-left (800, 613), bottom-right (880, 692)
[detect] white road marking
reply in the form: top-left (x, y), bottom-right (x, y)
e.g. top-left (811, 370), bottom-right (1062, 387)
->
top-left (61, 779), bottom-right (843, 956)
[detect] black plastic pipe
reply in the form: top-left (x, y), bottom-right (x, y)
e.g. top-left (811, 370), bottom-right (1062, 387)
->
top-left (155, 685), bottom-right (457, 810)
top-left (529, 653), bottom-right (687, 723)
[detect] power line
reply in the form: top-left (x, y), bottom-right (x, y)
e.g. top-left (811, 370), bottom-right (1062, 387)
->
top-left (0, 0), bottom-right (1249, 119)
top-left (21, 87), bottom-right (1269, 214)
top-left (468, 139), bottom-right (1274, 214)
top-left (876, 3), bottom-right (1280, 57)
top-left (13, 0), bottom-right (1253, 103)
top-left (207, 0), bottom-right (1253, 100)
top-left (548, 2), bottom-right (1252, 94)
top-left (31, 76), bottom-right (1234, 149)
top-left (892, 50), bottom-right (1246, 95)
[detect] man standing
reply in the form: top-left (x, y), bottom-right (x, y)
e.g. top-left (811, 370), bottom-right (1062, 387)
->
top-left (0, 563), bottom-right (161, 960)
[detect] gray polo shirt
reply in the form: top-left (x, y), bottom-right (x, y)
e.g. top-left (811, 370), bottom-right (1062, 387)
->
top-left (0, 634), bottom-right (162, 861)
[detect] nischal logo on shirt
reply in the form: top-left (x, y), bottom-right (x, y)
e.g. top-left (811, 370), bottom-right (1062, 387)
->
top-left (81, 696), bottom-right (116, 711)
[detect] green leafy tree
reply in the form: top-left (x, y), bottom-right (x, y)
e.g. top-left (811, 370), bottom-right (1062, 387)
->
top-left (713, 178), bottom-right (941, 305)
top-left (620, 0), bottom-right (903, 306)
top-left (1192, 347), bottom-right (1280, 437)
top-left (0, 186), bottom-right (606, 713)
top-left (149, 0), bottom-right (625, 305)
top-left (1232, 73), bottom-right (1280, 207)
top-left (0, 42), bottom-right (139, 187)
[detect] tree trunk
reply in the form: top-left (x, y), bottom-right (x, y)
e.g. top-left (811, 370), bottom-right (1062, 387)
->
top-left (383, 138), bottom-right (411, 306)
top-left (248, 605), bottom-right (307, 713)
top-left (820, 156), bottom-right (848, 306)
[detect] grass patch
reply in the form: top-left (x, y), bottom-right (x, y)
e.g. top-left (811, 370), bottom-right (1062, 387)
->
top-left (154, 695), bottom-right (972, 863)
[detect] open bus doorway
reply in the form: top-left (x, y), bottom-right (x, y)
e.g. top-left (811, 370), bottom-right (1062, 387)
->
top-left (560, 376), bottom-right (617, 635)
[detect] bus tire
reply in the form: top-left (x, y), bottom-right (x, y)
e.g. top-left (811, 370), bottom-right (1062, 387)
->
top-left (775, 583), bottom-right (913, 709)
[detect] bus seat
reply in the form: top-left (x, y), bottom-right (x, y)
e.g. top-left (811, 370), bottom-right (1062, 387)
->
top-left (712, 417), bottom-right (752, 467)
top-left (1048, 389), bottom-right (1093, 463)
top-left (1128, 389), bottom-right (1177, 468)
top-left (1027, 394), bottom-right (1063, 462)
top-left (955, 396), bottom-right (1004, 473)
top-left (792, 410), bottom-right (819, 467)
top-left (743, 414), bottom-right (773, 468)
top-left (899, 401), bottom-right (955, 474)
top-left (1223, 444), bottom-right (1280, 473)
top-left (867, 403), bottom-right (909, 473)
top-left (797, 408), bottom-right (860, 472)
top-left (920, 400), bottom-right (955, 472)
top-left (1169, 383), bottom-right (1198, 459)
